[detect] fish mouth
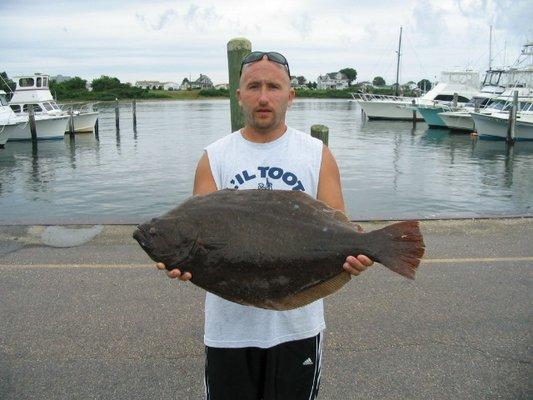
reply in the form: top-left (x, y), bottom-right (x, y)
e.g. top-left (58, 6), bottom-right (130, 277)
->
top-left (133, 227), bottom-right (153, 253)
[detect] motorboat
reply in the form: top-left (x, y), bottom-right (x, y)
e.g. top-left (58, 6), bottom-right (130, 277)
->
top-left (470, 86), bottom-right (533, 140)
top-left (418, 69), bottom-right (507, 129)
top-left (0, 89), bottom-right (67, 142)
top-left (9, 73), bottom-right (98, 133)
top-left (355, 71), bottom-right (480, 121)
top-left (440, 43), bottom-right (533, 132)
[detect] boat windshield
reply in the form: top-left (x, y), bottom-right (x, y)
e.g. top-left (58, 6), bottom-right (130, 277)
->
top-left (19, 78), bottom-right (34, 87)
top-left (465, 97), bottom-right (492, 108)
top-left (0, 94), bottom-right (8, 106)
top-left (42, 102), bottom-right (54, 111)
top-left (482, 71), bottom-right (503, 87)
top-left (519, 101), bottom-right (533, 111)
top-left (490, 100), bottom-right (511, 111)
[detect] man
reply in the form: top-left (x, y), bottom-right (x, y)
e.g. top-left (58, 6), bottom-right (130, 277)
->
top-left (156, 51), bottom-right (373, 399)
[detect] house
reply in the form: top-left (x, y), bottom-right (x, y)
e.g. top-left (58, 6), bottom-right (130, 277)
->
top-left (317, 72), bottom-right (349, 90)
top-left (135, 80), bottom-right (163, 90)
top-left (180, 78), bottom-right (191, 91)
top-left (191, 74), bottom-right (214, 90)
top-left (290, 76), bottom-right (307, 89)
top-left (163, 82), bottom-right (180, 91)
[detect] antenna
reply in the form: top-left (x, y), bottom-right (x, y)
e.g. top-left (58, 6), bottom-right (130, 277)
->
top-left (488, 25), bottom-right (492, 70)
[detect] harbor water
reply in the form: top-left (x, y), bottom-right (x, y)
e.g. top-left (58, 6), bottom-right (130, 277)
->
top-left (1, 99), bottom-right (532, 224)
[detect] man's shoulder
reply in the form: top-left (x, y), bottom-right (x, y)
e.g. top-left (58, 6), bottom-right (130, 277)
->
top-left (206, 131), bottom-right (240, 151)
top-left (287, 126), bottom-right (324, 148)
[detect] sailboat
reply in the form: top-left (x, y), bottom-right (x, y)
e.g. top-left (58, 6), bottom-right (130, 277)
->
top-left (354, 27), bottom-right (480, 121)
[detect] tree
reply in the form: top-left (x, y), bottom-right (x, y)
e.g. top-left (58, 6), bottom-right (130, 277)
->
top-left (306, 81), bottom-right (317, 89)
top-left (91, 75), bottom-right (122, 91)
top-left (60, 77), bottom-right (87, 90)
top-left (340, 68), bottom-right (357, 86)
top-left (296, 76), bottom-right (307, 86)
top-left (372, 76), bottom-right (386, 86)
top-left (0, 72), bottom-right (16, 100)
top-left (417, 79), bottom-right (432, 92)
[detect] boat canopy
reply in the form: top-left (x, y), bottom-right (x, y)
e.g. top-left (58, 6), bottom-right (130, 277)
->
top-left (14, 73), bottom-right (50, 90)
top-left (439, 71), bottom-right (480, 87)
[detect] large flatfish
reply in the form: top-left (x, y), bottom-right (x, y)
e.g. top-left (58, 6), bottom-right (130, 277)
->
top-left (133, 189), bottom-right (425, 310)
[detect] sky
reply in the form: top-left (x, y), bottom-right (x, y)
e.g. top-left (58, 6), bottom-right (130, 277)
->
top-left (1, 0), bottom-right (532, 86)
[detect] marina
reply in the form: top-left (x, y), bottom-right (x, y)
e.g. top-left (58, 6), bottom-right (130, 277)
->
top-left (1, 98), bottom-right (532, 224)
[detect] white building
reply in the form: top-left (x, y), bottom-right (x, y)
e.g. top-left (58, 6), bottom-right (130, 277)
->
top-left (163, 82), bottom-right (180, 91)
top-left (135, 81), bottom-right (163, 89)
top-left (317, 72), bottom-right (349, 90)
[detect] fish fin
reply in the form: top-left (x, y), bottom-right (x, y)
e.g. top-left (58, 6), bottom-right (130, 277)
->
top-left (364, 221), bottom-right (425, 280)
top-left (196, 238), bottom-right (226, 253)
top-left (281, 191), bottom-right (352, 223)
top-left (264, 272), bottom-right (351, 311)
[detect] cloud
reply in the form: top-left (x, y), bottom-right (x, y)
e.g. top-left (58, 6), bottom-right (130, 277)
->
top-left (136, 8), bottom-right (178, 31)
top-left (412, 0), bottom-right (449, 46)
top-left (291, 14), bottom-right (313, 40)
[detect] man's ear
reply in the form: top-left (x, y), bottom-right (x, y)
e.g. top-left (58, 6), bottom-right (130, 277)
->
top-left (237, 88), bottom-right (241, 106)
top-left (287, 88), bottom-right (295, 107)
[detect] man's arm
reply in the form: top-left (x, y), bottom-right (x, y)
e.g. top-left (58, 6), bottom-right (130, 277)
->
top-left (317, 145), bottom-right (373, 276)
top-left (156, 151), bottom-right (217, 280)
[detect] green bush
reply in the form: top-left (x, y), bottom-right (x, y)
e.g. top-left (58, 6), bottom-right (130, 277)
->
top-left (199, 88), bottom-right (229, 97)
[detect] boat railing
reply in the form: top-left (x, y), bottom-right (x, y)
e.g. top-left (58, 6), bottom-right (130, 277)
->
top-left (350, 92), bottom-right (407, 102)
top-left (59, 102), bottom-right (99, 113)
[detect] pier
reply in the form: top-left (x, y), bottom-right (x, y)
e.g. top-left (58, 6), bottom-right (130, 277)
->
top-left (0, 218), bottom-right (530, 399)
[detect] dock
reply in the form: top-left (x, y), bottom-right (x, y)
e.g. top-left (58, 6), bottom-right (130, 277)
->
top-left (0, 218), bottom-right (531, 399)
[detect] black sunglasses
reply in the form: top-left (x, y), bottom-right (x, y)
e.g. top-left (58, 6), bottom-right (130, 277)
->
top-left (239, 51), bottom-right (291, 77)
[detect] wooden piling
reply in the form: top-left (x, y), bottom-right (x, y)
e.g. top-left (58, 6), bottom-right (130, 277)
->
top-left (227, 38), bottom-right (251, 132)
top-left (506, 90), bottom-right (518, 144)
top-left (452, 93), bottom-right (458, 108)
top-left (94, 118), bottom-right (99, 138)
top-left (115, 99), bottom-right (120, 131)
top-left (311, 125), bottom-right (329, 146)
top-left (68, 108), bottom-right (75, 135)
top-left (411, 99), bottom-right (417, 127)
top-left (474, 98), bottom-right (480, 113)
top-left (28, 105), bottom-right (37, 142)
top-left (132, 99), bottom-right (137, 131)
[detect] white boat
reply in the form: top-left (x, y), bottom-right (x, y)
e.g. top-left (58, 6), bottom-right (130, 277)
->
top-left (0, 89), bottom-right (67, 142)
top-left (471, 111), bottom-right (533, 140)
top-left (355, 70), bottom-right (480, 120)
top-left (470, 87), bottom-right (533, 140)
top-left (9, 73), bottom-right (98, 134)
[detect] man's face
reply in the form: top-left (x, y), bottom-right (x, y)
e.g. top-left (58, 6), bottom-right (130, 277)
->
top-left (237, 56), bottom-right (295, 134)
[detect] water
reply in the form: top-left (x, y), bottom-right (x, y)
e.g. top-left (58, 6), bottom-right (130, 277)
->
top-left (1, 99), bottom-right (532, 224)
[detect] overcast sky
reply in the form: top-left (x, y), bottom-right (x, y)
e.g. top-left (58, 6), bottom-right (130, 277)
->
top-left (2, 0), bottom-right (532, 85)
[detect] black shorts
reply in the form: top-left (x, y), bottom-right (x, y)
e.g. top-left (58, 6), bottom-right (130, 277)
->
top-left (204, 332), bottom-right (323, 400)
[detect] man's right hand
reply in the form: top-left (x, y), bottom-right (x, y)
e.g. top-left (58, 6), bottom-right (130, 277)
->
top-left (155, 263), bottom-right (192, 281)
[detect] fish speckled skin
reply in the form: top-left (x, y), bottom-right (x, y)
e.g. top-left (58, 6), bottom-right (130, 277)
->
top-left (133, 189), bottom-right (425, 310)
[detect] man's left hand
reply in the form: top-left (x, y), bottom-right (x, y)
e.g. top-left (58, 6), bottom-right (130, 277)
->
top-left (343, 255), bottom-right (373, 276)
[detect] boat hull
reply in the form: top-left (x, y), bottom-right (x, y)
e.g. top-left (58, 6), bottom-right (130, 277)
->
top-left (358, 100), bottom-right (423, 120)
top-left (471, 112), bottom-right (533, 140)
top-left (67, 112), bottom-right (99, 133)
top-left (8, 115), bottom-right (68, 141)
top-left (438, 111), bottom-right (475, 131)
top-left (416, 106), bottom-right (448, 128)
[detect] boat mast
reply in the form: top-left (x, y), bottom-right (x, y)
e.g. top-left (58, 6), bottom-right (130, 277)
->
top-left (488, 25), bottom-right (492, 70)
top-left (395, 26), bottom-right (402, 96)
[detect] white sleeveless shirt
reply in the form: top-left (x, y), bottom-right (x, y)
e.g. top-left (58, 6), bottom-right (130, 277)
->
top-left (203, 126), bottom-right (325, 348)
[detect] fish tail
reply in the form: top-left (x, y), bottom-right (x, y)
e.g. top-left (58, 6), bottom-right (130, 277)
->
top-left (363, 221), bottom-right (425, 280)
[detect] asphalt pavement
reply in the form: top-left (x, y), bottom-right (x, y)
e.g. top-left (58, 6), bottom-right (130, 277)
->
top-left (0, 219), bottom-right (531, 399)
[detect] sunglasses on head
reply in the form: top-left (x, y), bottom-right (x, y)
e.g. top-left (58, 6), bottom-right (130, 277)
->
top-left (239, 51), bottom-right (291, 77)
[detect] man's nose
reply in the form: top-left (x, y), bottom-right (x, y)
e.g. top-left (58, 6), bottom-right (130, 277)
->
top-left (258, 87), bottom-right (269, 104)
